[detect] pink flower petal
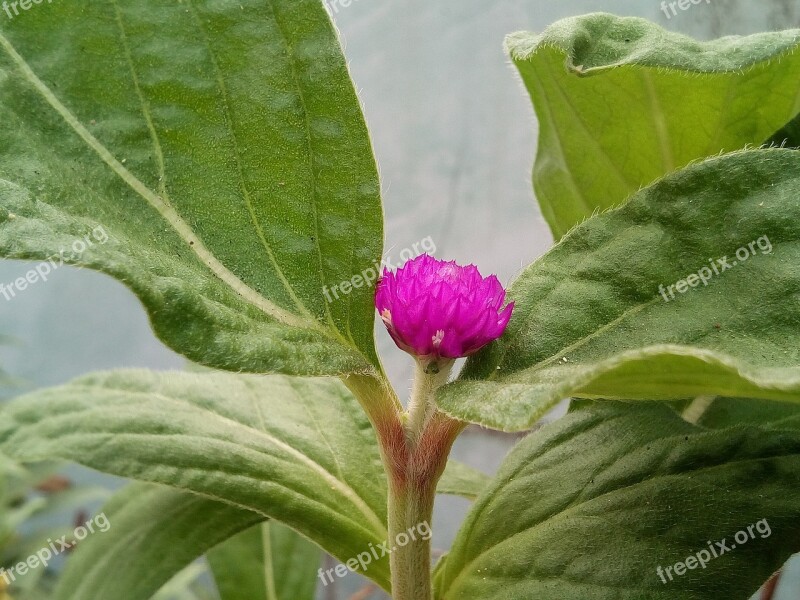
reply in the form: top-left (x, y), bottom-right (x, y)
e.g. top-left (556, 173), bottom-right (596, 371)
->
top-left (375, 254), bottom-right (514, 359)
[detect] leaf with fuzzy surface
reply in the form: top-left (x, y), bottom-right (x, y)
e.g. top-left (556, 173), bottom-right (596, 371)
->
top-left (508, 13), bottom-right (800, 238)
top-left (0, 370), bottom-right (393, 590)
top-left (434, 401), bottom-right (800, 599)
top-left (55, 483), bottom-right (264, 600)
top-left (439, 150), bottom-right (800, 431)
top-left (0, 0), bottom-right (383, 377)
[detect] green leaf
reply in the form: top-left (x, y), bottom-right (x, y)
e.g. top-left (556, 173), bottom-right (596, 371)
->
top-left (0, 370), bottom-right (392, 590)
top-left (208, 522), bottom-right (321, 600)
top-left (55, 482), bottom-right (263, 600)
top-left (437, 461), bottom-right (492, 501)
top-left (439, 150), bottom-right (800, 431)
top-left (695, 397), bottom-right (800, 431)
top-left (507, 13), bottom-right (800, 238)
top-left (152, 563), bottom-right (215, 600)
top-left (765, 112), bottom-right (800, 150)
top-left (0, 0), bottom-right (384, 377)
top-left (434, 401), bottom-right (800, 599)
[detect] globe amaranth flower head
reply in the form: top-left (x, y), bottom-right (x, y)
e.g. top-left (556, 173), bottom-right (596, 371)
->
top-left (375, 254), bottom-right (514, 360)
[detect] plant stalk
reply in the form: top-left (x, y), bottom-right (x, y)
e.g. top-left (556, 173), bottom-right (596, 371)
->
top-left (348, 363), bottom-right (465, 598)
top-left (385, 359), bottom-right (460, 599)
top-left (406, 359), bottom-right (454, 445)
top-left (387, 474), bottom-right (437, 600)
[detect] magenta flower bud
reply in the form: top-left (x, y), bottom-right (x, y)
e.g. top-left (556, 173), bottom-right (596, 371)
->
top-left (375, 254), bottom-right (514, 360)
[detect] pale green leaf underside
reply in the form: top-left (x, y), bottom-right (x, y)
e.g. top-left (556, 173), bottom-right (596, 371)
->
top-left (442, 150), bottom-right (800, 431)
top-left (151, 565), bottom-right (209, 600)
top-left (208, 521), bottom-right (320, 600)
top-left (55, 482), bottom-right (265, 600)
top-left (435, 401), bottom-right (800, 599)
top-left (0, 370), bottom-right (393, 589)
top-left (438, 460), bottom-right (492, 501)
top-left (0, 0), bottom-right (384, 376)
top-left (508, 13), bottom-right (800, 238)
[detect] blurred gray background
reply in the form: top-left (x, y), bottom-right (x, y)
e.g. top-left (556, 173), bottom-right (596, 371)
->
top-left (1, 0), bottom-right (798, 598)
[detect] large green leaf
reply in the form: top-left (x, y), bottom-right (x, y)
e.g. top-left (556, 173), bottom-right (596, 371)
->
top-left (508, 13), bottom-right (800, 238)
top-left (0, 0), bottom-right (383, 376)
top-left (439, 150), bottom-right (800, 431)
top-left (55, 483), bottom-right (264, 600)
top-left (0, 370), bottom-right (393, 589)
top-left (434, 401), bottom-right (800, 599)
top-left (207, 521), bottom-right (320, 600)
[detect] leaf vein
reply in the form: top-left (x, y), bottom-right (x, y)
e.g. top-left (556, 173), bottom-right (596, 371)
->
top-left (0, 29), bottom-right (314, 330)
top-left (186, 0), bottom-right (318, 323)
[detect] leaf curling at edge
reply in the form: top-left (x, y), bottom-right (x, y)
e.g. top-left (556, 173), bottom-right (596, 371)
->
top-left (433, 400), bottom-right (800, 600)
top-left (506, 12), bottom-right (800, 238)
top-left (438, 149), bottom-right (800, 432)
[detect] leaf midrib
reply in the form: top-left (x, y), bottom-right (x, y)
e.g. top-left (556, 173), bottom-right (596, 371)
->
top-left (117, 385), bottom-right (387, 536)
top-left (265, 0), bottom-right (342, 335)
top-left (112, 0), bottom-right (169, 200)
top-left (641, 70), bottom-right (675, 173)
top-left (0, 28), bottom-right (317, 333)
top-left (186, 0), bottom-right (320, 325)
top-left (527, 59), bottom-right (592, 230)
top-left (541, 55), bottom-right (635, 193)
top-left (263, 523), bottom-right (279, 600)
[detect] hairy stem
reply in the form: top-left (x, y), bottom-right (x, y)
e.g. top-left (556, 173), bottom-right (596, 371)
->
top-left (406, 359), bottom-right (454, 445)
top-left (386, 361), bottom-right (462, 599)
top-left (347, 363), bottom-right (465, 598)
top-left (387, 475), bottom-right (436, 600)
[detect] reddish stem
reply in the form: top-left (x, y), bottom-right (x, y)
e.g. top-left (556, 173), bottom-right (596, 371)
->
top-left (761, 569), bottom-right (782, 599)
